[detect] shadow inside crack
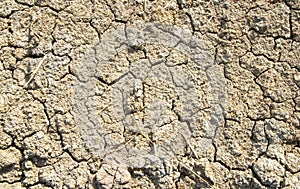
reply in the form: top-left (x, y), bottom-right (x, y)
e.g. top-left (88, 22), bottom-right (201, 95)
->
top-left (0, 163), bottom-right (15, 174)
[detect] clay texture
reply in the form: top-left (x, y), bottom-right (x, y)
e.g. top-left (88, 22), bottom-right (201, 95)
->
top-left (0, 0), bottom-right (299, 188)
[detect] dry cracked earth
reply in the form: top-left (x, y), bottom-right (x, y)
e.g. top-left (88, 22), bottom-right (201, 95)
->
top-left (0, 0), bottom-right (300, 188)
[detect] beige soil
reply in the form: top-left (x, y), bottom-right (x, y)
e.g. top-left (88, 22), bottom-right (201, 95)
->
top-left (0, 0), bottom-right (299, 188)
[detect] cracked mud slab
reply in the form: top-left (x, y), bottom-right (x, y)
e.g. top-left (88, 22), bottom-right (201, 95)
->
top-left (0, 0), bottom-right (299, 188)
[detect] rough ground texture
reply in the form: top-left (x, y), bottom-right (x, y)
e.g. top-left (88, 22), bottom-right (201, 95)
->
top-left (0, 0), bottom-right (299, 189)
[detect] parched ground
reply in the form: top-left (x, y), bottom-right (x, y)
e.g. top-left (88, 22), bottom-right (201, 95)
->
top-left (0, 0), bottom-right (300, 188)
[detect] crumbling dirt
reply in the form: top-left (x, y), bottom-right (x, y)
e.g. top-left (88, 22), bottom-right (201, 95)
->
top-left (0, 0), bottom-right (299, 188)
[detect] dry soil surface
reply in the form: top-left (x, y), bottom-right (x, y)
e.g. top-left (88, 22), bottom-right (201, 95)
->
top-left (0, 0), bottom-right (300, 188)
